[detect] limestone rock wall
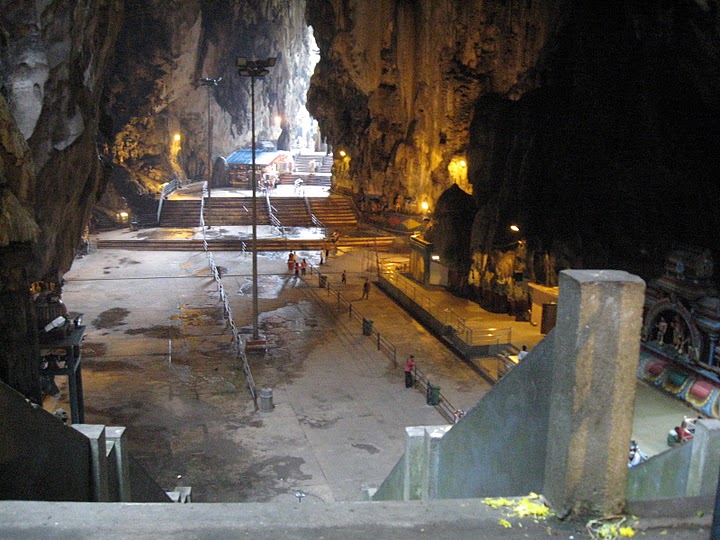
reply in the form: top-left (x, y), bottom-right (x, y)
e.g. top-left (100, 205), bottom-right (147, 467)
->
top-left (0, 0), bottom-right (123, 398)
top-left (106, 0), bottom-right (314, 201)
top-left (308, 0), bottom-right (720, 278)
top-left (307, 0), bottom-right (560, 204)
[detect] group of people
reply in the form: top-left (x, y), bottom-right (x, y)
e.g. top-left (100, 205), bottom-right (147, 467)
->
top-left (286, 251), bottom-right (307, 277)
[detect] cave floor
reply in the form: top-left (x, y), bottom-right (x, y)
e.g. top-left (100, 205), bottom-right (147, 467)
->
top-left (58, 243), bottom-right (495, 502)
top-left (53, 235), bottom-right (693, 503)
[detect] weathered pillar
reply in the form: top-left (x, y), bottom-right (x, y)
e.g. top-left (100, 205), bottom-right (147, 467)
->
top-left (544, 270), bottom-right (645, 517)
top-left (402, 425), bottom-right (451, 501)
top-left (106, 426), bottom-right (131, 502)
top-left (686, 419), bottom-right (720, 497)
top-left (72, 424), bottom-right (109, 502)
top-left (403, 426), bottom-right (425, 500)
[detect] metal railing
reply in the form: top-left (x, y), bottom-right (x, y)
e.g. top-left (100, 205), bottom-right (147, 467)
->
top-left (265, 190), bottom-right (285, 237)
top-left (412, 365), bottom-right (461, 424)
top-left (304, 194), bottom-right (326, 233)
top-left (381, 268), bottom-right (511, 348)
top-left (322, 282), bottom-right (397, 367)
top-left (156, 178), bottom-right (179, 224)
top-left (309, 270), bottom-right (461, 423)
top-left (200, 183), bottom-right (258, 408)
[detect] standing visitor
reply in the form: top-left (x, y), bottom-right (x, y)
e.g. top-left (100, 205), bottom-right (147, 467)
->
top-left (404, 355), bottom-right (416, 388)
top-left (301, 259), bottom-right (307, 276)
top-left (362, 278), bottom-right (371, 299)
top-left (341, 270), bottom-right (347, 284)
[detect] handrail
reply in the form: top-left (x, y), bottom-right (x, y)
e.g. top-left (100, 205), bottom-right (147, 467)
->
top-left (380, 268), bottom-right (511, 347)
top-left (309, 271), bottom-right (461, 423)
top-left (199, 182), bottom-right (258, 409)
top-left (265, 190), bottom-right (285, 237)
top-left (156, 178), bottom-right (179, 224)
top-left (303, 194), bottom-right (325, 232)
top-left (413, 365), bottom-right (460, 424)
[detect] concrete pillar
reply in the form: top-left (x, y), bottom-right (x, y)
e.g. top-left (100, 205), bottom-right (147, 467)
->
top-left (106, 427), bottom-right (131, 502)
top-left (402, 425), bottom-right (451, 501)
top-left (403, 426), bottom-right (425, 500)
top-left (72, 424), bottom-right (109, 502)
top-left (544, 270), bottom-right (646, 517)
top-left (686, 419), bottom-right (720, 497)
top-left (423, 425), bottom-right (451, 500)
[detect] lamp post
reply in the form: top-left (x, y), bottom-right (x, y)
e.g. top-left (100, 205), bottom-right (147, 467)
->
top-left (197, 77), bottom-right (222, 202)
top-left (237, 57), bottom-right (276, 341)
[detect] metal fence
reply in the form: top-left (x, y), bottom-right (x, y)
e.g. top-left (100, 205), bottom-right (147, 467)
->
top-left (381, 268), bottom-right (511, 348)
top-left (265, 191), bottom-right (286, 237)
top-left (310, 268), bottom-right (461, 424)
top-left (200, 183), bottom-right (258, 408)
top-left (156, 178), bottom-right (179, 224)
top-left (412, 365), bottom-right (462, 424)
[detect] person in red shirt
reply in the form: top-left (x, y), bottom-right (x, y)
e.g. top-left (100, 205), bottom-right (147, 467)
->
top-left (404, 355), bottom-right (416, 388)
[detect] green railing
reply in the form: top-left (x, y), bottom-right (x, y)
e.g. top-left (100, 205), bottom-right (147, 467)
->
top-left (307, 267), bottom-right (461, 424)
top-left (380, 268), bottom-right (511, 348)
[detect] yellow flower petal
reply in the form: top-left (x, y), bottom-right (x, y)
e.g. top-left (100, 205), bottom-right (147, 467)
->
top-left (498, 518), bottom-right (512, 528)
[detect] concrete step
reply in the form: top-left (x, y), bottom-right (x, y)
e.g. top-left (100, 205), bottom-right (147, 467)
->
top-left (96, 236), bottom-right (396, 251)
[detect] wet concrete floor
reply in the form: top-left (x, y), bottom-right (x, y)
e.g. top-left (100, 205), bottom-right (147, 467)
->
top-left (56, 238), bottom-right (695, 503)
top-left (59, 244), bottom-right (492, 502)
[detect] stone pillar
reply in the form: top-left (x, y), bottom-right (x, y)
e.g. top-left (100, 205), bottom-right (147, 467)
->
top-left (72, 424), bottom-right (109, 502)
top-left (106, 426), bottom-right (131, 502)
top-left (402, 425), bottom-right (451, 501)
top-left (544, 270), bottom-right (645, 517)
top-left (403, 426), bottom-right (425, 500)
top-left (422, 425), bottom-right (451, 500)
top-left (686, 419), bottom-right (720, 497)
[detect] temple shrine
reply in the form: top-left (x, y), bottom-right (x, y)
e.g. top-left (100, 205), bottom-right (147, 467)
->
top-left (639, 247), bottom-right (720, 418)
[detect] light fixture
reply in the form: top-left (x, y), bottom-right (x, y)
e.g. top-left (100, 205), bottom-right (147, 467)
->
top-left (274, 115), bottom-right (282, 125)
top-left (173, 133), bottom-right (181, 142)
top-left (338, 150), bottom-right (347, 157)
top-left (431, 255), bottom-right (440, 261)
top-left (197, 77), bottom-right (222, 205)
top-left (458, 159), bottom-right (467, 167)
top-left (510, 224), bottom-right (520, 232)
top-left (421, 201), bottom-right (429, 212)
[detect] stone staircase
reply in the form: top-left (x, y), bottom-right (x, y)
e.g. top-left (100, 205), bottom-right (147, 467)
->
top-left (158, 199), bottom-right (203, 227)
top-left (159, 198), bottom-right (271, 228)
top-left (278, 153), bottom-right (332, 187)
top-left (309, 196), bottom-right (358, 227)
top-left (204, 197), bottom-right (270, 227)
top-left (269, 197), bottom-right (314, 227)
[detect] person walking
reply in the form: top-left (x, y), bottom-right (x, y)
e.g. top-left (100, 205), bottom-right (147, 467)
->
top-left (301, 259), bottom-right (307, 276)
top-left (362, 278), bottom-right (370, 299)
top-left (404, 355), bottom-right (416, 388)
top-left (341, 270), bottom-right (347, 284)
top-left (294, 262), bottom-right (300, 278)
top-left (287, 253), bottom-right (295, 272)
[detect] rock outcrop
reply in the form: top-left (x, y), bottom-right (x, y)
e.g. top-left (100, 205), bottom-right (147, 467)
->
top-left (106, 0), bottom-right (314, 204)
top-left (0, 0), bottom-right (123, 398)
top-left (307, 0), bottom-right (720, 282)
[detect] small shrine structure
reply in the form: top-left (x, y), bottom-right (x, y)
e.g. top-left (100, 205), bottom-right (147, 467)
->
top-left (639, 247), bottom-right (720, 417)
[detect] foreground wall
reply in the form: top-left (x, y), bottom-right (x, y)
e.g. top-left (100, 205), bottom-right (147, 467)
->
top-left (0, 382), bottom-right (92, 501)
